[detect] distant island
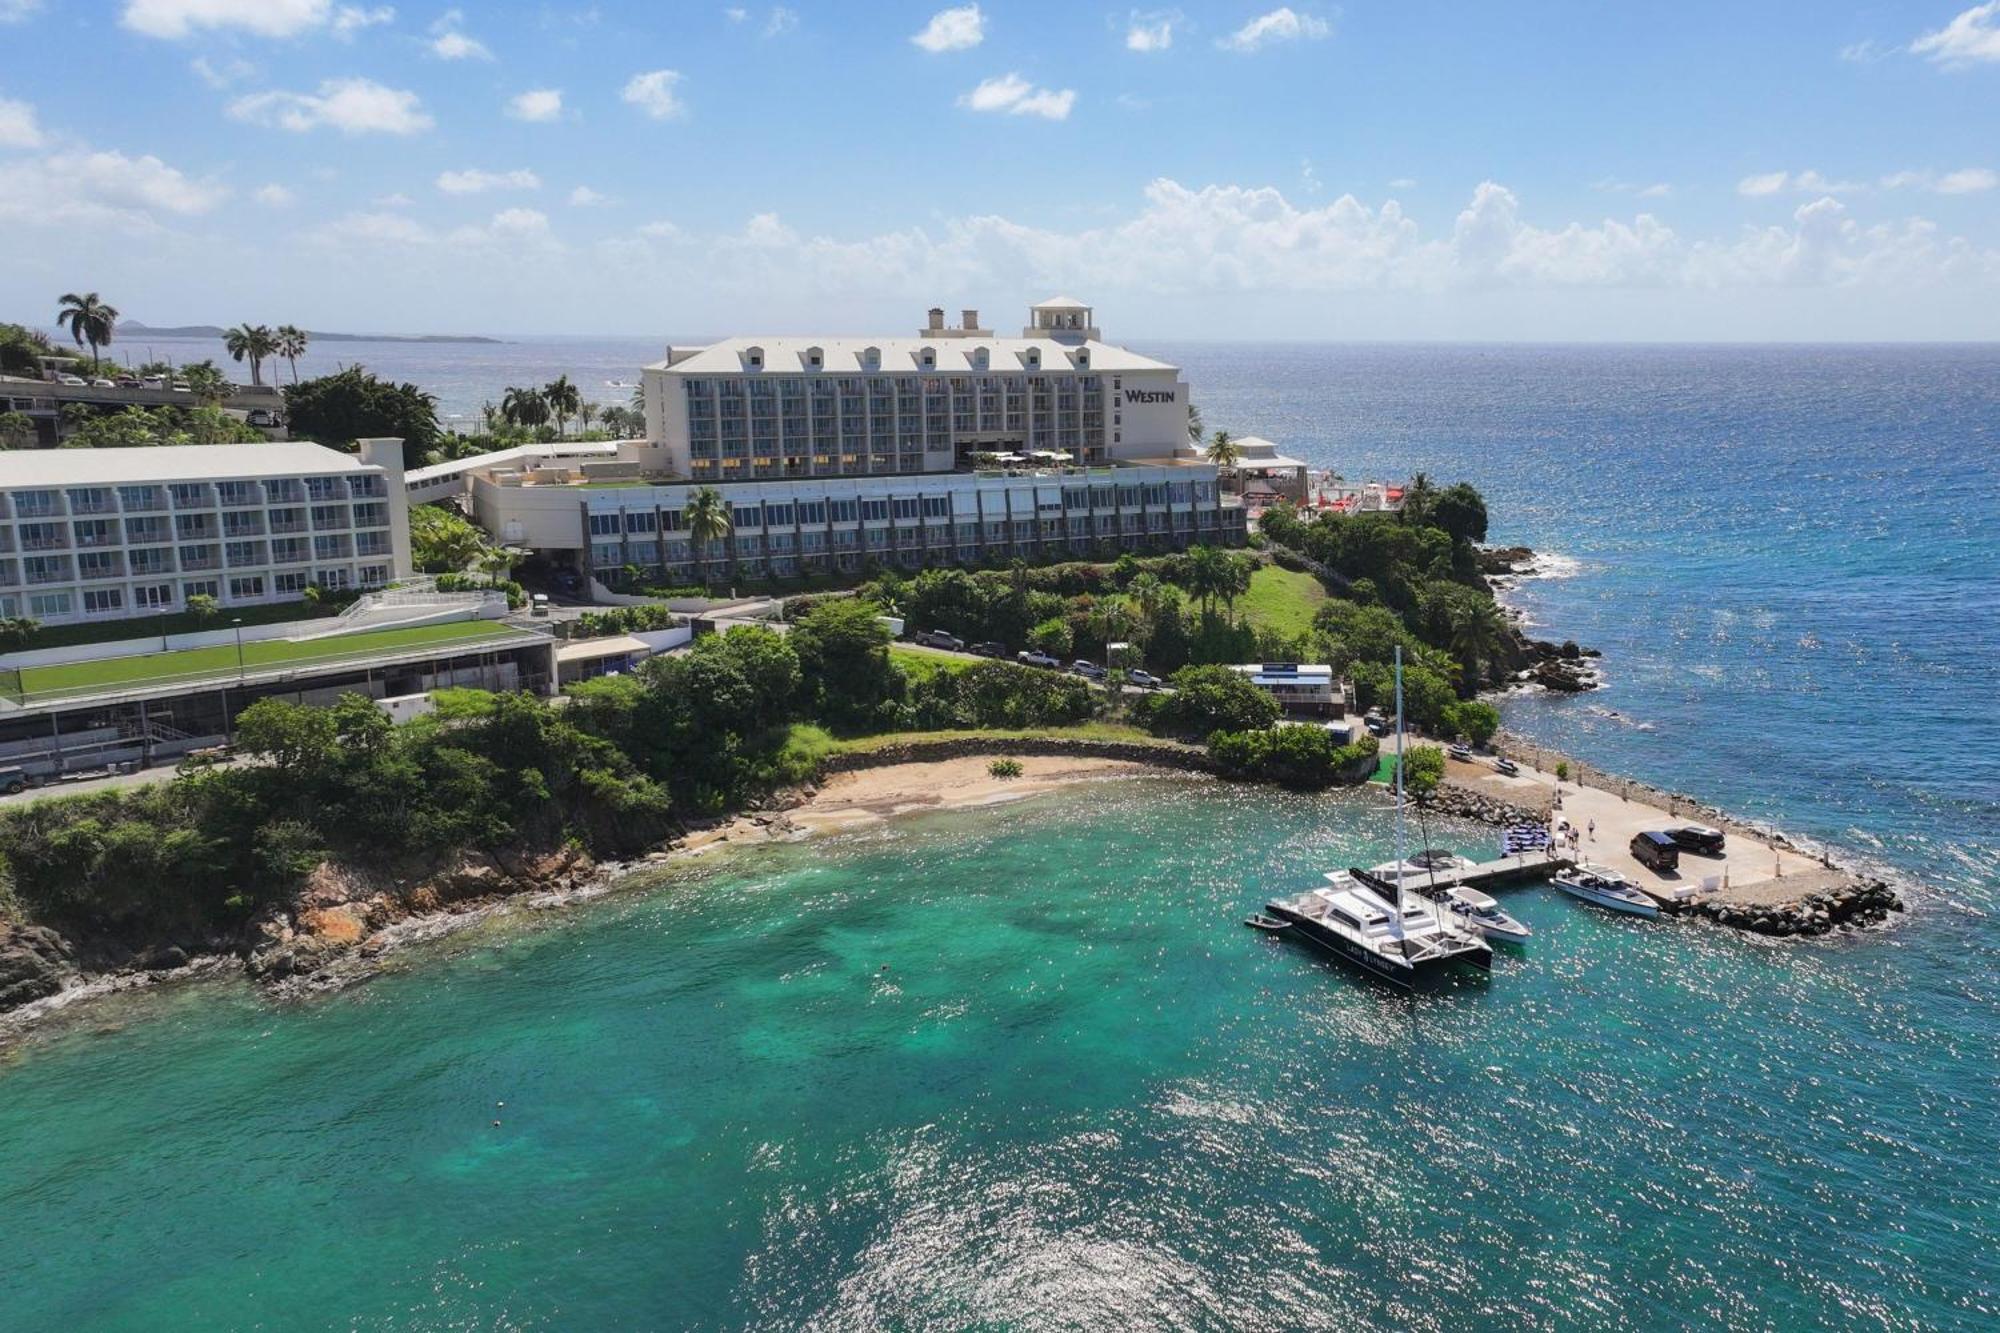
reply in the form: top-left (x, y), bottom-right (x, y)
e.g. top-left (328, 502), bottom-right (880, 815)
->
top-left (116, 321), bottom-right (504, 345)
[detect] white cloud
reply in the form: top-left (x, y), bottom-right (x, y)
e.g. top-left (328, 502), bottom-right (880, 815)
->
top-left (1837, 38), bottom-right (1889, 63)
top-left (622, 69), bottom-right (687, 119)
top-left (428, 9), bottom-right (489, 59)
top-left (1739, 170), bottom-right (1861, 198)
top-left (229, 77), bottom-right (432, 134)
top-left (1388, 177), bottom-right (1417, 190)
top-left (1126, 10), bottom-right (1175, 52)
top-left (723, 7), bottom-right (746, 21)
top-left (0, 95), bottom-right (42, 149)
top-left (1218, 7), bottom-right (1329, 53)
top-left (329, 4), bottom-right (392, 38)
top-left (507, 88), bottom-right (564, 122)
top-left (253, 183), bottom-right (296, 207)
top-left (0, 0), bottom-right (43, 23)
top-left (373, 191), bottom-right (413, 207)
top-left (1910, 2), bottom-right (2000, 66)
top-left (307, 209), bottom-right (434, 246)
top-left (1882, 166), bottom-right (1999, 194)
top-left (763, 6), bottom-right (797, 37)
top-left (436, 167), bottom-right (541, 194)
top-left (912, 4), bottom-right (982, 52)
top-left (1637, 183), bottom-right (1672, 199)
top-left (958, 72), bottom-right (1076, 120)
top-left (0, 148), bottom-right (222, 230)
top-left (569, 185), bottom-right (610, 206)
top-left (485, 207), bottom-right (548, 236)
top-left (1596, 177), bottom-right (1673, 199)
top-left (190, 55), bottom-right (254, 88)
top-left (121, 0), bottom-right (394, 40)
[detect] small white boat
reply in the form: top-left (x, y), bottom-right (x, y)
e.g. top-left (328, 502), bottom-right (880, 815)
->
top-left (1444, 887), bottom-right (1532, 943)
top-left (1553, 864), bottom-right (1659, 918)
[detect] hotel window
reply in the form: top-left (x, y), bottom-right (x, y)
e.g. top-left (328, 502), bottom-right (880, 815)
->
top-left (355, 533), bottom-right (389, 557)
top-left (860, 498), bottom-right (889, 523)
top-left (182, 579), bottom-right (219, 601)
top-left (169, 483), bottom-right (209, 509)
top-left (1169, 482), bottom-right (1193, 504)
top-left (1144, 484), bottom-right (1167, 505)
top-left (82, 588), bottom-right (124, 614)
top-left (134, 583), bottom-right (175, 610)
top-left (350, 475), bottom-right (386, 499)
top-left (19, 521), bottom-right (65, 550)
top-left (1193, 480), bottom-right (1215, 502)
top-left (67, 487), bottom-right (114, 513)
top-left (78, 551), bottom-right (122, 580)
top-left (313, 535), bottom-right (349, 560)
top-left (625, 510), bottom-right (658, 534)
top-left (797, 501), bottom-right (825, 524)
top-left (175, 513), bottom-right (217, 540)
top-left (119, 485), bottom-right (166, 511)
top-left (229, 576), bottom-right (266, 600)
top-left (268, 507), bottom-right (307, 533)
top-left (730, 502), bottom-right (762, 529)
top-left (359, 565), bottom-right (389, 588)
top-left (24, 555), bottom-right (67, 583)
top-left (222, 512), bottom-right (264, 538)
top-left (130, 549), bottom-right (173, 575)
top-left (29, 591), bottom-right (72, 617)
top-left (179, 543), bottom-right (218, 570)
top-left (266, 480), bottom-right (304, 504)
top-left (352, 502), bottom-right (388, 528)
top-left (588, 512), bottom-right (622, 537)
top-left (319, 569), bottom-right (350, 591)
top-left (891, 497), bottom-right (920, 521)
top-left (592, 543), bottom-right (623, 567)
top-left (310, 504), bottom-right (347, 529)
top-left (1117, 486), bottom-right (1141, 507)
top-left (305, 476), bottom-right (345, 501)
top-left (226, 541), bottom-right (266, 567)
top-left (659, 509), bottom-right (684, 531)
top-left (272, 538), bottom-right (310, 564)
top-left (274, 571), bottom-right (310, 595)
top-left (829, 499), bottom-right (859, 523)
top-left (13, 490), bottom-right (59, 518)
top-left (921, 496), bottom-right (950, 519)
top-left (764, 502), bottom-right (794, 527)
top-left (216, 481), bottom-right (258, 507)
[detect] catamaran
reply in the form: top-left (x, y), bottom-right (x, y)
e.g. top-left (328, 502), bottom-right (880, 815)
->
top-left (1262, 648), bottom-right (1493, 987)
top-left (1553, 863), bottom-right (1660, 918)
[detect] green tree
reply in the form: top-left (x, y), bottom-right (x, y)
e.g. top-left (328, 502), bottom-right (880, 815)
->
top-left (1430, 482), bottom-right (1489, 544)
top-left (185, 592), bottom-right (220, 624)
top-left (502, 386), bottom-right (550, 430)
top-left (543, 375), bottom-right (580, 437)
top-left (1441, 699), bottom-right (1500, 745)
top-left (274, 325), bottom-right (309, 384)
top-left (683, 486), bottom-right (733, 588)
top-left (1401, 471), bottom-right (1437, 528)
top-left (223, 323), bottom-right (278, 387)
top-left (1182, 544), bottom-right (1230, 617)
top-left (0, 410), bottom-right (34, 449)
top-left (1186, 401), bottom-right (1203, 447)
top-left (790, 599), bottom-right (902, 731)
top-left (283, 366), bottom-right (442, 466)
top-left (179, 361), bottom-right (230, 406)
top-left (1143, 664), bottom-right (1280, 739)
top-left (409, 503), bottom-right (492, 573)
top-left (1447, 595), bottom-right (1511, 691)
top-left (1204, 429), bottom-right (1241, 474)
top-left (1027, 616), bottom-right (1073, 659)
top-left (0, 615), bottom-right (39, 650)
top-left (56, 292), bottom-right (119, 370)
top-left (1401, 744), bottom-right (1446, 800)
top-left (233, 697), bottom-right (341, 780)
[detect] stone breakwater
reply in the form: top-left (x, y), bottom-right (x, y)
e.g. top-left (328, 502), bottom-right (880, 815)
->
top-left (1428, 781), bottom-right (1546, 829)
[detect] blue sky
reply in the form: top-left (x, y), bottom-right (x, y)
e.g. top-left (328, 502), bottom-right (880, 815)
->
top-left (2, 1), bottom-right (1997, 340)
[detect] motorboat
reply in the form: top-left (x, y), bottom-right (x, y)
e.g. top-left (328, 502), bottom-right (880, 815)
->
top-left (1553, 864), bottom-right (1660, 918)
top-left (1443, 887), bottom-right (1532, 943)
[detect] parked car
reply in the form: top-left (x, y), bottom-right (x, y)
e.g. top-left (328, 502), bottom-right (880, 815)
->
top-left (1125, 667), bottom-right (1164, 689)
top-left (911, 629), bottom-right (965, 651)
top-left (968, 640), bottom-right (1008, 658)
top-left (0, 765), bottom-right (31, 795)
top-left (90, 377), bottom-right (116, 388)
top-left (1017, 649), bottom-right (1062, 669)
top-left (1363, 712), bottom-right (1389, 737)
top-left (170, 381), bottom-right (191, 393)
top-left (1668, 824), bottom-right (1726, 855)
top-left (1631, 830), bottom-right (1681, 873)
top-left (1493, 757), bottom-right (1521, 776)
top-left (1449, 744), bottom-right (1473, 762)
top-left (1070, 659), bottom-right (1107, 680)
top-left (114, 376), bottom-right (140, 388)
top-left (58, 374), bottom-right (85, 385)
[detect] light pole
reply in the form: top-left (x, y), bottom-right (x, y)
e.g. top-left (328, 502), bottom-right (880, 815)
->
top-left (232, 617), bottom-right (245, 680)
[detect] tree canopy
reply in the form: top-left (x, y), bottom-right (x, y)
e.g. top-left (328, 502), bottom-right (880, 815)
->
top-left (283, 366), bottom-right (441, 467)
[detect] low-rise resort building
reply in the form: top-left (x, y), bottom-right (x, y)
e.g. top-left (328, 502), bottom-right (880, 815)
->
top-left (421, 299), bottom-right (1247, 586)
top-left (0, 440), bottom-right (412, 629)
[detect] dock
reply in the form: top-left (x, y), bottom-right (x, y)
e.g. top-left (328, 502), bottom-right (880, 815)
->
top-left (1395, 850), bottom-right (1574, 898)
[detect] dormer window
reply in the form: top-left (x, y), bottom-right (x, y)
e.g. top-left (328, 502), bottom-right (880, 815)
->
top-left (806, 345), bottom-right (823, 370)
top-left (1074, 348), bottom-right (1091, 370)
top-left (1024, 347), bottom-right (1041, 370)
top-left (863, 345), bottom-right (881, 369)
top-left (971, 346), bottom-right (989, 370)
top-left (745, 345), bottom-right (764, 370)
top-left (919, 346), bottom-right (936, 369)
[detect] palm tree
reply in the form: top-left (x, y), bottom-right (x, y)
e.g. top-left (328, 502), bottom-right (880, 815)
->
top-left (544, 375), bottom-right (580, 437)
top-left (501, 386), bottom-right (550, 430)
top-left (1448, 597), bottom-right (1511, 690)
top-left (56, 292), bottom-right (119, 370)
top-left (223, 323), bottom-right (278, 386)
top-left (274, 325), bottom-right (309, 383)
top-left (578, 400), bottom-right (600, 435)
top-left (1183, 544), bottom-right (1229, 618)
top-left (1402, 471), bottom-right (1436, 526)
top-left (683, 486), bottom-right (732, 589)
top-left (1204, 429), bottom-right (1241, 473)
top-left (1187, 402), bottom-right (1203, 448)
top-left (180, 361), bottom-right (229, 406)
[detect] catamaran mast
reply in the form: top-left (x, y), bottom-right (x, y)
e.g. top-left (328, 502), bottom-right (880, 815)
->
top-left (1393, 644), bottom-right (1407, 935)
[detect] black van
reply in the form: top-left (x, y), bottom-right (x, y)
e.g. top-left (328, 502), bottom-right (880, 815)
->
top-left (1630, 831), bottom-right (1680, 873)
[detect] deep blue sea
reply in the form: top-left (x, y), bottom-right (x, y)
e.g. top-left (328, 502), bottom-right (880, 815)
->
top-left (3, 342), bottom-right (1995, 1329)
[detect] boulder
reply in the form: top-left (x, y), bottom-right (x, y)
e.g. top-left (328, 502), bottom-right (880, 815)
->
top-left (0, 924), bottom-right (79, 1009)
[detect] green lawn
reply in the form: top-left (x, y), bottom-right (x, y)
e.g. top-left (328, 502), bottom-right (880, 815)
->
top-left (888, 643), bottom-right (976, 682)
top-left (11, 599), bottom-right (348, 653)
top-left (18, 620), bottom-right (522, 699)
top-left (1238, 564), bottom-right (1329, 637)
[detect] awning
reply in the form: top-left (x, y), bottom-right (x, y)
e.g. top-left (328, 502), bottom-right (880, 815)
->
top-left (556, 634), bottom-right (653, 663)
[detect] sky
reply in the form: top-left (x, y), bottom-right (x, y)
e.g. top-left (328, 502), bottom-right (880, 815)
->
top-left (2, 1), bottom-right (1998, 341)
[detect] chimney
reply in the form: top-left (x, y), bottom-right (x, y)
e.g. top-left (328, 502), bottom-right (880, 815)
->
top-left (961, 309), bottom-right (979, 331)
top-left (927, 307), bottom-right (945, 331)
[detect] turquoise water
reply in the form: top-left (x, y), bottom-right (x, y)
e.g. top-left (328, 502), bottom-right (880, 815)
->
top-left (4, 344), bottom-right (1997, 1327)
top-left (2, 783), bottom-right (1995, 1329)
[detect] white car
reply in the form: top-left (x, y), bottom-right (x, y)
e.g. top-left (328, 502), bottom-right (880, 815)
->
top-left (90, 377), bottom-right (116, 388)
top-left (58, 374), bottom-right (86, 385)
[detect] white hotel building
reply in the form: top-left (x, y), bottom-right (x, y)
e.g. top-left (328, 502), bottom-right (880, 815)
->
top-left (464, 298), bottom-right (1245, 582)
top-left (0, 440), bottom-right (411, 628)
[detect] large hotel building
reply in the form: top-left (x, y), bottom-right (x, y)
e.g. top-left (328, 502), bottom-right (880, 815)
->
top-left (462, 298), bottom-right (1245, 583)
top-left (0, 440), bottom-right (411, 627)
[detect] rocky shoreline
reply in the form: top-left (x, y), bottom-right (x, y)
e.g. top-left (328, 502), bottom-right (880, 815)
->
top-left (1478, 545), bottom-right (1603, 692)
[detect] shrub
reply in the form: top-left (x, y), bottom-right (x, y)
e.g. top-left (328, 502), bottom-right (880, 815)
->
top-left (1441, 699), bottom-right (1501, 745)
top-left (1208, 727), bottom-right (1377, 790)
top-left (1142, 665), bottom-right (1281, 739)
top-left (988, 758), bottom-right (1024, 778)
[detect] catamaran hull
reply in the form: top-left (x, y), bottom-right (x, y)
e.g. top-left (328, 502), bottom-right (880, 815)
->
top-left (1267, 906), bottom-right (1490, 988)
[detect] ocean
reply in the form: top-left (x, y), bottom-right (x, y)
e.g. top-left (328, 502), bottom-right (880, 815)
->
top-left (2, 343), bottom-right (1995, 1329)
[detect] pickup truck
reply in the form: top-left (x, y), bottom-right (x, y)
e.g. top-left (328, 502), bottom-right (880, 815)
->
top-left (1016, 649), bottom-right (1062, 669)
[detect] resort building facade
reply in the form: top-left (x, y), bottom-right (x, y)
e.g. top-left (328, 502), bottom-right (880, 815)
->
top-left (0, 439), bottom-right (412, 627)
top-left (454, 298), bottom-right (1244, 583)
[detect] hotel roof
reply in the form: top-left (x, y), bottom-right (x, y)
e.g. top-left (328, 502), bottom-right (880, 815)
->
top-left (647, 337), bottom-right (1175, 376)
top-left (0, 441), bottom-right (373, 487)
